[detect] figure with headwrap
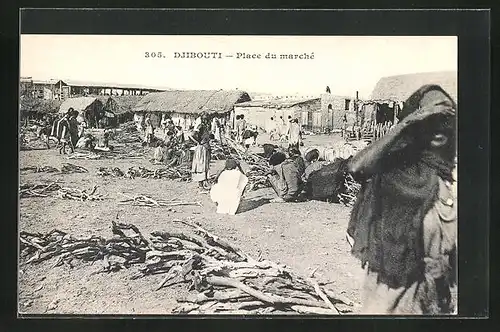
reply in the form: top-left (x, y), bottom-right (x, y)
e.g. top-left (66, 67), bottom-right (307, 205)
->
top-left (209, 159), bottom-right (248, 215)
top-left (287, 118), bottom-right (302, 150)
top-left (346, 85), bottom-right (457, 315)
top-left (191, 114), bottom-right (213, 190)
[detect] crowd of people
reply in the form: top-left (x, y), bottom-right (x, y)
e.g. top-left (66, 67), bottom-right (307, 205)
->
top-left (26, 84), bottom-right (458, 315)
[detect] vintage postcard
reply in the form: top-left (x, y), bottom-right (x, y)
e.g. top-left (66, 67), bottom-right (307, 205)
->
top-left (19, 33), bottom-right (458, 316)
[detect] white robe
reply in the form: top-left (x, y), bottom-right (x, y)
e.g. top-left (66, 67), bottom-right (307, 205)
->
top-left (210, 169), bottom-right (248, 215)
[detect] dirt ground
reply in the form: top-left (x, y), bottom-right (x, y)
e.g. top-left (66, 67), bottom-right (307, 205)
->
top-left (17, 132), bottom-right (367, 315)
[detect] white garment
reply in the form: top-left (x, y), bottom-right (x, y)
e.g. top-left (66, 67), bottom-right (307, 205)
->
top-left (210, 169), bottom-right (248, 215)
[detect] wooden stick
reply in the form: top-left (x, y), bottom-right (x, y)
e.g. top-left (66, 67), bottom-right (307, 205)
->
top-left (308, 278), bottom-right (339, 314)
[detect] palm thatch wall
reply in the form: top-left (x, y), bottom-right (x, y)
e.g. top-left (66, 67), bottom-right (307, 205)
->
top-left (370, 71), bottom-right (457, 102)
top-left (132, 90), bottom-right (251, 115)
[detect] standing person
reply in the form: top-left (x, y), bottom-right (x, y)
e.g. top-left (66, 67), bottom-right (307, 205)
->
top-left (286, 115), bottom-right (293, 138)
top-left (160, 114), bottom-right (168, 137)
top-left (68, 111), bottom-right (79, 148)
top-left (237, 114), bottom-right (247, 144)
top-left (287, 118), bottom-right (302, 150)
top-left (144, 114), bottom-right (154, 145)
top-left (341, 114), bottom-right (348, 139)
top-left (191, 114), bottom-right (212, 191)
top-left (268, 117), bottom-right (278, 140)
top-left (57, 111), bottom-right (74, 154)
top-left (346, 85), bottom-right (457, 315)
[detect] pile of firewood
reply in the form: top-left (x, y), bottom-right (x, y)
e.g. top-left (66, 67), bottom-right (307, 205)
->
top-left (125, 166), bottom-right (191, 181)
top-left (20, 220), bottom-right (355, 315)
top-left (19, 182), bottom-right (61, 198)
top-left (66, 152), bottom-right (104, 160)
top-left (224, 138), bottom-right (272, 191)
top-left (60, 163), bottom-right (88, 174)
top-left (20, 222), bottom-right (149, 270)
top-left (56, 185), bottom-right (104, 201)
top-left (118, 193), bottom-right (201, 208)
top-left (20, 165), bottom-right (60, 173)
top-left (338, 174), bottom-right (361, 207)
top-left (97, 167), bottom-right (125, 177)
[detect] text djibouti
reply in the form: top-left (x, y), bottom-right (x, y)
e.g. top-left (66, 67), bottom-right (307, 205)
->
top-left (173, 52), bottom-right (315, 60)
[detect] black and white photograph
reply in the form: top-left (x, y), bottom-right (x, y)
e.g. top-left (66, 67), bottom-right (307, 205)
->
top-left (18, 31), bottom-right (460, 316)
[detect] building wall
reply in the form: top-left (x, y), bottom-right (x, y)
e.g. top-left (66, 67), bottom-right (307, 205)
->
top-left (320, 94), bottom-right (353, 130)
top-left (234, 99), bottom-right (321, 132)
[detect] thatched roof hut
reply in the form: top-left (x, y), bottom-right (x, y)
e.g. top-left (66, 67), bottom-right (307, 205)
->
top-left (370, 71), bottom-right (457, 102)
top-left (132, 90), bottom-right (251, 115)
top-left (59, 97), bottom-right (103, 114)
top-left (58, 97), bottom-right (104, 128)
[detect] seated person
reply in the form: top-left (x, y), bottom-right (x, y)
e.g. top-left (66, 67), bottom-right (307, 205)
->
top-left (152, 142), bottom-right (165, 163)
top-left (302, 149), bottom-right (328, 183)
top-left (75, 133), bottom-right (96, 150)
top-left (95, 130), bottom-right (114, 151)
top-left (288, 147), bottom-right (306, 177)
top-left (210, 159), bottom-right (248, 215)
top-left (267, 152), bottom-right (303, 203)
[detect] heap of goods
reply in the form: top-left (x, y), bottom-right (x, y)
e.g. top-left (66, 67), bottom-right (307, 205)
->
top-left (20, 220), bottom-right (356, 315)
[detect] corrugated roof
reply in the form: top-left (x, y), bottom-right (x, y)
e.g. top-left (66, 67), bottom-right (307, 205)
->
top-left (58, 97), bottom-right (103, 114)
top-left (32, 79), bottom-right (63, 85)
top-left (370, 71), bottom-right (457, 102)
top-left (133, 90), bottom-right (251, 114)
top-left (63, 79), bottom-right (170, 91)
top-left (235, 98), bottom-right (321, 108)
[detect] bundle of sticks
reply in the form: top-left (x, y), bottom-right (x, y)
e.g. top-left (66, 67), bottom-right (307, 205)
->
top-left (20, 220), bottom-right (355, 315)
top-left (20, 165), bottom-right (60, 173)
top-left (338, 173), bottom-right (361, 207)
top-left (19, 182), bottom-right (61, 198)
top-left (118, 193), bottom-right (201, 208)
top-left (20, 221), bottom-right (150, 270)
top-left (224, 138), bottom-right (272, 191)
top-left (57, 185), bottom-right (104, 201)
top-left (66, 152), bottom-right (104, 160)
top-left (60, 163), bottom-right (89, 174)
top-left (125, 166), bottom-right (191, 181)
top-left (97, 167), bottom-right (125, 177)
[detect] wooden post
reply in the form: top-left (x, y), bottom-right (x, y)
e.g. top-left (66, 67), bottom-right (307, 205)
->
top-left (355, 91), bottom-right (359, 127)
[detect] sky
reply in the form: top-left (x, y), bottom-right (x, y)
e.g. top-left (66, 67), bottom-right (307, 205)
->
top-left (20, 35), bottom-right (457, 99)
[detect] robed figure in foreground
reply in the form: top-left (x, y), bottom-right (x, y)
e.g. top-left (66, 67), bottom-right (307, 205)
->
top-left (347, 85), bottom-right (457, 315)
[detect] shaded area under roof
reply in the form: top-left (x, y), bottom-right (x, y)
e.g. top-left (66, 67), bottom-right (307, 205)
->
top-left (236, 98), bottom-right (321, 108)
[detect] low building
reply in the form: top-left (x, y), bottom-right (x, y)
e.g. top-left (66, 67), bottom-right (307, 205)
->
top-left (132, 90), bottom-right (251, 131)
top-left (234, 98), bottom-right (321, 132)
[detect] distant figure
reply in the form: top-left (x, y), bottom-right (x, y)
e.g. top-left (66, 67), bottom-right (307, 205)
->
top-left (210, 159), bottom-right (248, 215)
top-left (57, 111), bottom-right (74, 154)
top-left (237, 114), bottom-right (247, 144)
top-left (287, 118), bottom-right (302, 150)
top-left (191, 114), bottom-right (212, 190)
top-left (144, 114), bottom-right (154, 145)
top-left (341, 114), bottom-right (348, 139)
top-left (268, 117), bottom-right (279, 140)
top-left (326, 86), bottom-right (331, 94)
